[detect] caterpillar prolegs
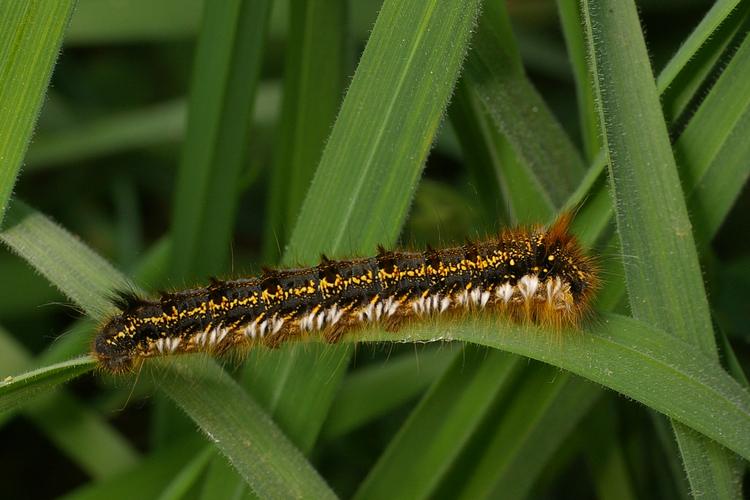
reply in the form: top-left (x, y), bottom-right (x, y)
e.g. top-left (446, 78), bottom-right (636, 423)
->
top-left (93, 215), bottom-right (598, 373)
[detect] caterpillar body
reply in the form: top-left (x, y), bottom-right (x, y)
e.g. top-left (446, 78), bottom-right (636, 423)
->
top-left (93, 215), bottom-right (598, 373)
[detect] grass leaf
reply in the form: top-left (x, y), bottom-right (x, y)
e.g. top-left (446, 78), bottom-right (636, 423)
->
top-left (464, 0), bottom-right (584, 211)
top-left (0, 1), bottom-right (75, 223)
top-left (154, 358), bottom-right (336, 500)
top-left (580, 0), bottom-right (741, 495)
top-left (263, 0), bottom-right (347, 261)
top-left (245, 0), bottom-right (483, 453)
top-left (169, 0), bottom-right (272, 279)
top-left (0, 356), bottom-right (95, 415)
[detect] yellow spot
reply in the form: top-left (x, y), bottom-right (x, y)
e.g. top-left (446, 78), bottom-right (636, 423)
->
top-left (509, 259), bottom-right (515, 266)
top-left (548, 255), bottom-right (555, 261)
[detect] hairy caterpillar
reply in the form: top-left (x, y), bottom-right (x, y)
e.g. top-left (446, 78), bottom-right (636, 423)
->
top-left (93, 215), bottom-right (598, 373)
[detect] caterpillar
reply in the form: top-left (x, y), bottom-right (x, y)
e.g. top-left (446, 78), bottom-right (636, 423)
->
top-left (93, 214), bottom-right (598, 373)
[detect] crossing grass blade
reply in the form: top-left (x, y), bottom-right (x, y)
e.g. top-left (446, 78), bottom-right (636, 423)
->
top-left (62, 437), bottom-right (206, 500)
top-left (657, 0), bottom-right (749, 123)
top-left (456, 371), bottom-right (601, 500)
top-left (245, 0), bottom-right (483, 454)
top-left (464, 0), bottom-right (584, 211)
top-left (580, 0), bottom-right (742, 496)
top-left (0, 201), bottom-right (132, 320)
top-left (0, 355), bottom-right (95, 415)
top-left (0, 203), bottom-right (333, 495)
top-left (355, 349), bottom-right (521, 500)
top-left (675, 28), bottom-right (750, 245)
top-left (352, 312), bottom-right (750, 462)
top-left (321, 348), bottom-right (456, 440)
top-left (155, 358), bottom-right (337, 500)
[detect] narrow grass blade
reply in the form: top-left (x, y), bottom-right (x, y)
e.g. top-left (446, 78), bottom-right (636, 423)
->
top-left (27, 391), bottom-right (139, 480)
top-left (199, 458), bottom-right (252, 500)
top-left (557, 0), bottom-right (601, 161)
top-left (169, 0), bottom-right (272, 279)
top-left (456, 371), bottom-right (601, 500)
top-left (0, 356), bottom-right (95, 415)
top-left (673, 424), bottom-right (745, 499)
top-left (580, 0), bottom-right (741, 496)
top-left (447, 78), bottom-right (510, 227)
top-left (156, 447), bottom-right (214, 500)
top-left (584, 401), bottom-right (639, 500)
top-left (658, 0), bottom-right (749, 123)
top-left (675, 28), bottom-right (750, 245)
top-left (248, 0), bottom-right (482, 454)
top-left (465, 0), bottom-right (585, 210)
top-left (321, 347), bottom-right (455, 440)
top-left (355, 349), bottom-right (521, 500)
top-left (155, 358), bottom-right (336, 500)
top-left (0, 201), bottom-right (132, 319)
top-left (0, 1), bottom-right (75, 224)
top-left (263, 0), bottom-right (347, 261)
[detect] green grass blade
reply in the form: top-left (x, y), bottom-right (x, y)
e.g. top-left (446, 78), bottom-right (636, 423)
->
top-left (263, 0), bottom-right (347, 261)
top-left (27, 391), bottom-right (139, 480)
top-left (199, 458), bottom-right (251, 500)
top-left (673, 424), bottom-right (745, 499)
top-left (156, 447), bottom-right (214, 500)
top-left (155, 358), bottom-right (336, 500)
top-left (580, 0), bottom-right (740, 496)
top-left (464, 0), bottom-right (585, 210)
top-left (351, 313), bottom-right (750, 462)
top-left (658, 0), bottom-right (749, 123)
top-left (247, 0), bottom-right (482, 454)
top-left (321, 348), bottom-right (455, 440)
top-left (0, 201), bottom-right (132, 319)
top-left (585, 401), bottom-right (639, 500)
top-left (169, 0), bottom-right (272, 279)
top-left (447, 78), bottom-right (510, 226)
top-left (355, 349), bottom-right (521, 500)
top-left (457, 371), bottom-right (601, 500)
top-left (675, 28), bottom-right (750, 245)
top-left (557, 0), bottom-right (601, 162)
top-left (0, 327), bottom-right (138, 479)
top-left (0, 1), bottom-right (75, 224)
top-left (581, 0), bottom-right (715, 354)
top-left (0, 356), bottom-right (95, 415)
